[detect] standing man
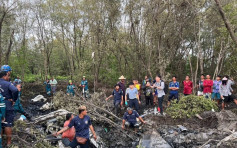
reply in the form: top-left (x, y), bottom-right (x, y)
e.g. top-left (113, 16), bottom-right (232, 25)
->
top-left (168, 76), bottom-right (179, 106)
top-left (125, 82), bottom-right (140, 112)
top-left (50, 77), bottom-right (58, 95)
top-left (44, 79), bottom-right (51, 96)
top-left (80, 76), bottom-right (89, 98)
top-left (153, 75), bottom-right (165, 115)
top-left (134, 79), bottom-right (141, 101)
top-left (54, 106), bottom-right (97, 148)
top-left (106, 84), bottom-right (123, 115)
top-left (144, 82), bottom-right (154, 106)
top-left (118, 75), bottom-right (126, 104)
top-left (0, 65), bottom-right (18, 146)
top-left (212, 75), bottom-right (222, 103)
top-left (219, 77), bottom-right (237, 110)
top-left (203, 75), bottom-right (213, 99)
top-left (183, 75), bottom-right (193, 96)
top-left (197, 74), bottom-right (205, 96)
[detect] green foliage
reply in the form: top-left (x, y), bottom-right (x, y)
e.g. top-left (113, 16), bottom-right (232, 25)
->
top-left (55, 75), bottom-right (70, 80)
top-left (24, 74), bottom-right (42, 83)
top-left (166, 95), bottom-right (218, 119)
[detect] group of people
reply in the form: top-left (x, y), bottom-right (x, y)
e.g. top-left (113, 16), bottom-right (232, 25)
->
top-left (104, 74), bottom-right (237, 131)
top-left (44, 76), bottom-right (89, 98)
top-left (1, 64), bottom-right (237, 148)
top-left (0, 65), bottom-right (31, 147)
top-left (65, 76), bottom-right (89, 98)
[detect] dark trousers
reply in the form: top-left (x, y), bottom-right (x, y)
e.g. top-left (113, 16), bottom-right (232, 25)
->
top-left (168, 93), bottom-right (179, 102)
top-left (158, 96), bottom-right (164, 114)
top-left (129, 98), bottom-right (139, 111)
top-left (69, 138), bottom-right (90, 148)
top-left (114, 100), bottom-right (121, 115)
top-left (62, 138), bottom-right (71, 147)
top-left (145, 96), bottom-right (153, 106)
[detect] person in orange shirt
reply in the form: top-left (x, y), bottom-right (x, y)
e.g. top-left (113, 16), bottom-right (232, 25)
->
top-left (61, 113), bottom-right (76, 147)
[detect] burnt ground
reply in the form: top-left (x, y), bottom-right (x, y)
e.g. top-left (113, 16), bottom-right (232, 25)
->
top-left (10, 82), bottom-right (237, 148)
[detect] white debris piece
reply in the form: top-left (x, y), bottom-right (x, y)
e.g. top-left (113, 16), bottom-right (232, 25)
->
top-left (31, 95), bottom-right (47, 102)
top-left (33, 109), bottom-right (71, 123)
top-left (18, 115), bottom-right (26, 121)
top-left (40, 102), bottom-right (54, 111)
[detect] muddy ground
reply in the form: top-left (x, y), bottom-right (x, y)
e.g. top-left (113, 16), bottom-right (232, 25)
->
top-left (8, 82), bottom-right (237, 148)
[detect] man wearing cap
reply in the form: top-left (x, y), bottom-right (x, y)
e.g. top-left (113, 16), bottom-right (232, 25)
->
top-left (220, 77), bottom-right (237, 110)
top-left (80, 76), bottom-right (89, 98)
top-left (125, 82), bottom-right (141, 111)
top-left (54, 105), bottom-right (97, 148)
top-left (106, 84), bottom-right (123, 115)
top-left (0, 65), bottom-right (18, 146)
top-left (118, 75), bottom-right (126, 103)
top-left (122, 107), bottom-right (145, 130)
top-left (67, 80), bottom-right (76, 96)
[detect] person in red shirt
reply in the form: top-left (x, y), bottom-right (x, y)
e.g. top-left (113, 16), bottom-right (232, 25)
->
top-left (203, 75), bottom-right (213, 99)
top-left (183, 75), bottom-right (193, 96)
top-left (61, 113), bottom-right (76, 147)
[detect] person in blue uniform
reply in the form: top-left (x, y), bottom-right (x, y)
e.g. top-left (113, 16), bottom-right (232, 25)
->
top-left (14, 84), bottom-right (32, 121)
top-left (54, 106), bottom-right (97, 148)
top-left (13, 77), bottom-right (22, 86)
top-left (67, 80), bottom-right (76, 96)
top-left (0, 94), bottom-right (6, 148)
top-left (80, 76), bottom-right (89, 98)
top-left (44, 79), bottom-right (51, 96)
top-left (0, 65), bottom-right (18, 146)
top-left (106, 84), bottom-right (124, 115)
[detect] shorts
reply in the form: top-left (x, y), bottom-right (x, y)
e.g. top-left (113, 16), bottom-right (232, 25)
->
top-left (211, 93), bottom-right (220, 100)
top-left (2, 110), bottom-right (15, 127)
top-left (198, 91), bottom-right (203, 96)
top-left (168, 93), bottom-right (179, 101)
top-left (222, 95), bottom-right (236, 103)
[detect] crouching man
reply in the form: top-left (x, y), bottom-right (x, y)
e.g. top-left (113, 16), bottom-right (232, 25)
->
top-left (122, 107), bottom-right (145, 130)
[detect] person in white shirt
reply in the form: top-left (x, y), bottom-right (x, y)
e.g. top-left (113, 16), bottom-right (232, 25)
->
top-left (50, 77), bottom-right (58, 94)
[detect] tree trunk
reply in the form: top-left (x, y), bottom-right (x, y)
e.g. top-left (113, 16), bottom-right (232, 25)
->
top-left (214, 0), bottom-right (237, 46)
top-left (5, 30), bottom-right (14, 64)
top-left (0, 11), bottom-right (7, 65)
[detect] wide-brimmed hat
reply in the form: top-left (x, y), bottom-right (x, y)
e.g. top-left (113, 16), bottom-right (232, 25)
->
top-left (119, 75), bottom-right (126, 80)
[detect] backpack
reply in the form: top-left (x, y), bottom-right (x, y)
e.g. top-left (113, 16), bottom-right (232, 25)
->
top-left (161, 80), bottom-right (168, 94)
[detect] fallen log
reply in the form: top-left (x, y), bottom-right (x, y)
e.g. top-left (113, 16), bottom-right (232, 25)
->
top-left (217, 132), bottom-right (237, 147)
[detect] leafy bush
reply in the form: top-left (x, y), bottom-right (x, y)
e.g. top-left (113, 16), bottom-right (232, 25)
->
top-left (166, 95), bottom-right (218, 119)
